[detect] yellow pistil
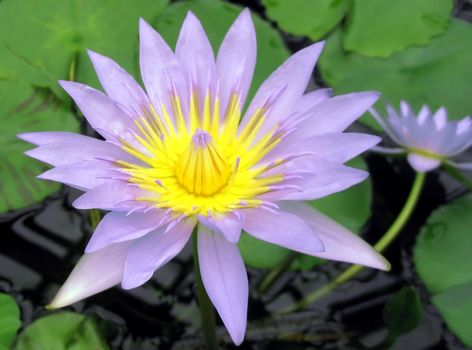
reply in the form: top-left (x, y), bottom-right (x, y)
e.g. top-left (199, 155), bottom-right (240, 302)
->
top-left (118, 92), bottom-right (287, 216)
top-left (175, 130), bottom-right (230, 196)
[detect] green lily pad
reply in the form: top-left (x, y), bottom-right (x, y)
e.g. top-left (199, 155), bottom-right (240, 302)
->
top-left (14, 312), bottom-right (109, 350)
top-left (238, 232), bottom-right (289, 270)
top-left (152, 0), bottom-right (290, 102)
top-left (239, 157), bottom-right (372, 270)
top-left (414, 194), bottom-right (472, 294)
top-left (343, 0), bottom-right (452, 57)
top-left (431, 282), bottom-right (472, 346)
top-left (261, 0), bottom-right (349, 41)
top-left (0, 78), bottom-right (79, 213)
top-left (383, 287), bottom-right (422, 336)
top-left (0, 0), bottom-right (168, 99)
top-left (0, 0), bottom-right (172, 212)
top-left (319, 19), bottom-right (472, 130)
top-left (0, 293), bottom-right (21, 348)
top-left (414, 194), bottom-right (472, 346)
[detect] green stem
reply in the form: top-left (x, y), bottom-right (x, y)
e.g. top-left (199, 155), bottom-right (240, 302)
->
top-left (192, 231), bottom-right (218, 349)
top-left (281, 172), bottom-right (426, 313)
top-left (68, 52), bottom-right (78, 82)
top-left (373, 171), bottom-right (425, 252)
top-left (444, 163), bottom-right (472, 192)
top-left (258, 251), bottom-right (298, 294)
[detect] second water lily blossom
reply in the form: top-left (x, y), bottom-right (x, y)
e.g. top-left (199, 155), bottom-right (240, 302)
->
top-left (20, 9), bottom-right (389, 345)
top-left (371, 102), bottom-right (472, 173)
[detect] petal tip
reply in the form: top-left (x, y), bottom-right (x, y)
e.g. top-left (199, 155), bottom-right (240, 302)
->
top-left (369, 134), bottom-right (382, 147)
top-left (44, 303), bottom-right (57, 311)
top-left (23, 148), bottom-right (37, 159)
top-left (367, 90), bottom-right (381, 100)
top-left (349, 168), bottom-right (369, 183)
top-left (370, 251), bottom-right (391, 271)
top-left (87, 49), bottom-right (103, 63)
top-left (184, 10), bottom-right (198, 22)
top-left (86, 48), bottom-right (97, 56)
top-left (37, 170), bottom-right (53, 181)
top-left (235, 7), bottom-right (254, 29)
top-left (46, 292), bottom-right (72, 310)
top-left (302, 41), bottom-right (325, 63)
top-left (57, 79), bottom-right (72, 89)
top-left (241, 7), bottom-right (251, 16)
top-left (120, 273), bottom-right (150, 290)
top-left (180, 10), bottom-right (207, 40)
top-left (17, 132), bottom-right (31, 142)
top-left (58, 80), bottom-right (85, 96)
top-left (311, 40), bottom-right (326, 52)
top-left (231, 331), bottom-right (245, 346)
top-left (400, 99), bottom-right (409, 108)
top-left (18, 132), bottom-right (43, 145)
top-left (383, 259), bottom-right (392, 271)
top-left (139, 17), bottom-right (154, 34)
top-left (352, 91), bottom-right (381, 111)
top-left (72, 196), bottom-right (88, 209)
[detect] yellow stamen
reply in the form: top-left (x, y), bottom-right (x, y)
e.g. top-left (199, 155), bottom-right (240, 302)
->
top-left (175, 130), bottom-right (230, 196)
top-left (117, 92), bottom-right (286, 216)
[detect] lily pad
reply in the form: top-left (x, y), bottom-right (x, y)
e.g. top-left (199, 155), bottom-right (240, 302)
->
top-left (0, 0), bottom-right (171, 212)
top-left (261, 0), bottom-right (348, 41)
top-left (383, 287), bottom-right (422, 336)
top-left (238, 233), bottom-right (289, 270)
top-left (431, 282), bottom-right (472, 346)
top-left (319, 19), bottom-right (472, 130)
top-left (14, 312), bottom-right (109, 350)
top-left (239, 157), bottom-right (372, 270)
top-left (152, 0), bottom-right (290, 102)
top-left (0, 78), bottom-right (79, 213)
top-left (343, 0), bottom-right (452, 57)
top-left (414, 194), bottom-right (472, 346)
top-left (0, 293), bottom-right (21, 349)
top-left (0, 0), bottom-right (168, 99)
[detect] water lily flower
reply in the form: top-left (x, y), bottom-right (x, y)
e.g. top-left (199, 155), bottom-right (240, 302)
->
top-left (371, 101), bottom-right (472, 173)
top-left (20, 9), bottom-right (389, 345)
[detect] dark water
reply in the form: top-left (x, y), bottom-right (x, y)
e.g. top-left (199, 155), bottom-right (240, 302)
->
top-left (2, 0), bottom-right (472, 349)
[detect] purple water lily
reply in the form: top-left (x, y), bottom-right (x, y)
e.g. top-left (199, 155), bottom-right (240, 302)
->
top-left (371, 101), bottom-right (472, 173)
top-left (20, 9), bottom-right (389, 345)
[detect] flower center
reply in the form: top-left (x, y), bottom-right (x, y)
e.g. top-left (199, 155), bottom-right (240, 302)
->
top-left (117, 94), bottom-right (287, 216)
top-left (175, 129), bottom-right (230, 196)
